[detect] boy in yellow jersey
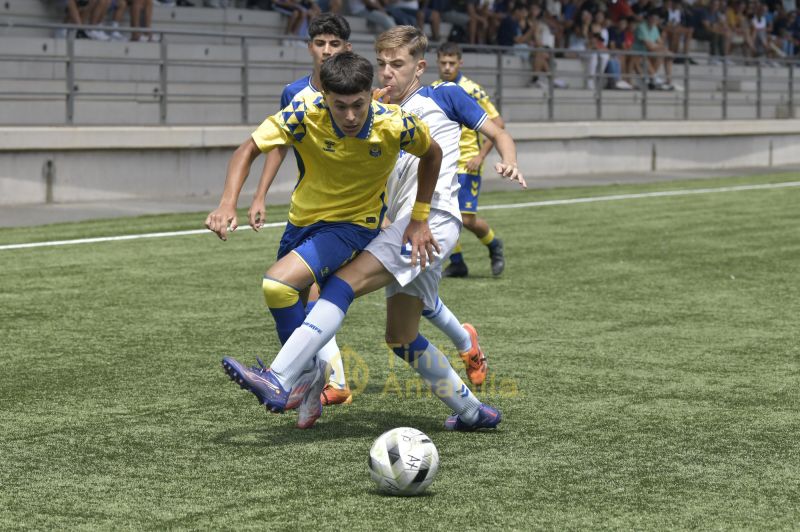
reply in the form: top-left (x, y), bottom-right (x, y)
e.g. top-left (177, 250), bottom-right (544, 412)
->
top-left (207, 52), bottom-right (443, 429)
top-left (434, 42), bottom-right (509, 278)
top-left (256, 27), bottom-right (524, 431)
top-left (247, 14), bottom-right (355, 407)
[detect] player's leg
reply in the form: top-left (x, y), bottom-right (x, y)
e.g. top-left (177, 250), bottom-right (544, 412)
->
top-left (422, 296), bottom-right (487, 386)
top-left (386, 275), bottom-right (499, 430)
top-left (457, 172), bottom-right (504, 276)
top-left (223, 223), bottom-right (377, 423)
top-left (443, 174), bottom-right (475, 278)
top-left (305, 283), bottom-right (352, 405)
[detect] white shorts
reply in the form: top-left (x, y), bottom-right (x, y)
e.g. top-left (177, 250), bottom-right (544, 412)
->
top-left (364, 209), bottom-right (461, 310)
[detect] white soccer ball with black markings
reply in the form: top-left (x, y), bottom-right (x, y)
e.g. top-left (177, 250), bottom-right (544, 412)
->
top-left (368, 427), bottom-right (439, 496)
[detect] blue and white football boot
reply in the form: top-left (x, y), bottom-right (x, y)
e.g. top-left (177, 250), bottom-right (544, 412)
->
top-left (444, 403), bottom-right (502, 431)
top-left (221, 356), bottom-right (289, 413)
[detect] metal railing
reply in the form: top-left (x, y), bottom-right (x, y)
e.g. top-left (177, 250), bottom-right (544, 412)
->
top-left (1, 19), bottom-right (798, 125)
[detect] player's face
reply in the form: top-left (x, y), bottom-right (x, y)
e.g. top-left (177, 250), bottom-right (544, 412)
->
top-left (437, 54), bottom-right (462, 82)
top-left (376, 47), bottom-right (426, 103)
top-left (324, 90), bottom-right (372, 137)
top-left (308, 34), bottom-right (351, 69)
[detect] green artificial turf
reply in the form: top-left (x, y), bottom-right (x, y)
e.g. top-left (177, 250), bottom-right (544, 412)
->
top-left (1, 174), bottom-right (798, 529)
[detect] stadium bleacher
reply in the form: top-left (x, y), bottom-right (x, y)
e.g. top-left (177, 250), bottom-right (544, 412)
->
top-left (0, 1), bottom-right (797, 125)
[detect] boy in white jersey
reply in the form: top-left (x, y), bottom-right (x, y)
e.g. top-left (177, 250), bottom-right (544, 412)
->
top-left (247, 14), bottom-right (356, 407)
top-left (251, 26), bottom-right (525, 431)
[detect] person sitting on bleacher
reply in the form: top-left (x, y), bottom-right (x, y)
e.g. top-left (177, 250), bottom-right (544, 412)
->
top-left (130, 0), bottom-right (156, 41)
top-left (274, 0), bottom-right (321, 36)
top-left (58, 0), bottom-right (113, 40)
top-left (347, 0), bottom-right (396, 33)
top-left (696, 0), bottom-right (730, 64)
top-left (633, 9), bottom-right (675, 90)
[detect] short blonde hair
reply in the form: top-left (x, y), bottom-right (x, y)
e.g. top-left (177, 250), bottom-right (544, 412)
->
top-left (375, 26), bottom-right (428, 60)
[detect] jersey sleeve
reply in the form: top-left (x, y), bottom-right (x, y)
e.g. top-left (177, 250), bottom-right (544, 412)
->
top-left (251, 99), bottom-right (309, 152)
top-left (398, 110), bottom-right (432, 159)
top-left (432, 84), bottom-right (488, 132)
top-left (280, 85), bottom-right (292, 109)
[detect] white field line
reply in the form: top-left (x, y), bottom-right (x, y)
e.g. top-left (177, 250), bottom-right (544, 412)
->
top-left (2, 181), bottom-right (800, 251)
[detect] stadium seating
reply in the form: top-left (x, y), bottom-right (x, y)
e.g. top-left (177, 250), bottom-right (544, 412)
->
top-left (0, 1), bottom-right (797, 125)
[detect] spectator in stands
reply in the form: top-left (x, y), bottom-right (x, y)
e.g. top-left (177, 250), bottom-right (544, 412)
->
top-left (586, 9), bottom-right (610, 89)
top-left (107, 0), bottom-right (129, 41)
top-left (541, 0), bottom-right (567, 49)
top-left (608, 0), bottom-right (635, 24)
top-left (773, 8), bottom-right (797, 56)
top-left (274, 0), bottom-right (321, 36)
top-left (59, 0), bottom-right (113, 40)
top-left (347, 0), bottom-right (396, 33)
top-left (633, 9), bottom-right (674, 89)
top-left (417, 0), bottom-right (446, 41)
top-left (466, 0), bottom-right (491, 44)
top-left (130, 0), bottom-right (155, 41)
top-left (751, 2), bottom-right (775, 58)
top-left (608, 15), bottom-right (637, 88)
top-left (697, 0), bottom-right (730, 62)
top-left (384, 0), bottom-right (418, 26)
top-left (487, 0), bottom-right (514, 44)
top-left (317, 0), bottom-right (343, 13)
top-left (727, 0), bottom-right (756, 56)
top-left (662, 0), bottom-right (696, 62)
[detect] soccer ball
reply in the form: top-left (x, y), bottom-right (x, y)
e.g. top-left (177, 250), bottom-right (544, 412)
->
top-left (368, 427), bottom-right (439, 496)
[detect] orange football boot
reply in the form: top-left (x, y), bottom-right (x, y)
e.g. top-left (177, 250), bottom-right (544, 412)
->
top-left (459, 323), bottom-right (487, 386)
top-left (320, 383), bottom-right (353, 405)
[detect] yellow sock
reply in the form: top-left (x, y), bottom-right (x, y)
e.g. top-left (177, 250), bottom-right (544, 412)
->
top-left (452, 242), bottom-right (463, 254)
top-left (479, 229), bottom-right (495, 247)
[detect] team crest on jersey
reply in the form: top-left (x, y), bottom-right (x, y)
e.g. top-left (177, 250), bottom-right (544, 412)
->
top-left (369, 144), bottom-right (382, 157)
top-left (323, 139), bottom-right (336, 153)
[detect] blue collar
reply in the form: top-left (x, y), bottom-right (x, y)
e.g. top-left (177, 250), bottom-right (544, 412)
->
top-left (330, 102), bottom-right (374, 139)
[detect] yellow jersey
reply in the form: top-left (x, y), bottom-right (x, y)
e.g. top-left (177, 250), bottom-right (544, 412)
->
top-left (433, 74), bottom-right (500, 176)
top-left (251, 94), bottom-right (431, 230)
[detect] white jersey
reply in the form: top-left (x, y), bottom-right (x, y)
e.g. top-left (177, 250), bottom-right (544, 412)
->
top-left (386, 83), bottom-right (488, 222)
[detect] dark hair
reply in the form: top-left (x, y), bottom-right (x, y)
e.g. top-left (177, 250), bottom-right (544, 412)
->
top-left (308, 13), bottom-right (351, 41)
top-left (320, 51), bottom-right (374, 94)
top-left (437, 41), bottom-right (462, 58)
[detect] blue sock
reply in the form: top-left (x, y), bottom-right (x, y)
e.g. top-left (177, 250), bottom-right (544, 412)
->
top-left (450, 252), bottom-right (464, 264)
top-left (320, 276), bottom-right (355, 314)
top-left (390, 334), bottom-right (430, 365)
top-left (488, 239), bottom-right (500, 251)
top-left (269, 300), bottom-right (306, 345)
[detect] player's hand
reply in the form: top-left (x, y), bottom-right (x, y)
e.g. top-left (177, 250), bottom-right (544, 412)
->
top-left (205, 204), bottom-right (238, 241)
top-left (466, 155), bottom-right (484, 173)
top-left (372, 86), bottom-right (391, 103)
top-left (495, 161), bottom-right (527, 189)
top-left (248, 200), bottom-right (266, 231)
top-left (403, 219), bottom-right (440, 270)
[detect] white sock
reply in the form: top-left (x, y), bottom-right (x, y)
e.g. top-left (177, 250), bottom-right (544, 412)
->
top-left (412, 341), bottom-right (480, 423)
top-left (423, 297), bottom-right (472, 352)
top-left (270, 299), bottom-right (345, 389)
top-left (317, 336), bottom-right (347, 388)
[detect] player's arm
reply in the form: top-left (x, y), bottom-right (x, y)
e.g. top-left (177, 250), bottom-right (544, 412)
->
top-left (248, 146), bottom-right (289, 231)
top-left (205, 138), bottom-right (263, 241)
top-left (404, 138), bottom-right (443, 269)
top-left (466, 115), bottom-right (505, 173)
top-left (477, 118), bottom-right (526, 188)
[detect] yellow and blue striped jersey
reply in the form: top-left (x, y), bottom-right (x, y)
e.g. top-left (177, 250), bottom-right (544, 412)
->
top-left (433, 73), bottom-right (500, 176)
top-left (251, 93), bottom-right (431, 230)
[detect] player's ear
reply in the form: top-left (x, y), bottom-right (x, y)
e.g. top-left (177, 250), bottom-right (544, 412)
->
top-left (416, 58), bottom-right (427, 77)
top-left (345, 42), bottom-right (352, 51)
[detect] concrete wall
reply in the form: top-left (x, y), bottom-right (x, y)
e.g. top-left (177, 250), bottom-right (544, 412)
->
top-left (1, 120), bottom-right (799, 205)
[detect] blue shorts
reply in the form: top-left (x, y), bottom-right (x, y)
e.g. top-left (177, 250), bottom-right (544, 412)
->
top-left (457, 173), bottom-right (482, 213)
top-left (277, 221), bottom-right (379, 285)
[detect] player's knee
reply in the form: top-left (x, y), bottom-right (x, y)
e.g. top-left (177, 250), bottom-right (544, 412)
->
top-left (262, 277), bottom-right (300, 309)
top-left (462, 213), bottom-right (477, 230)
